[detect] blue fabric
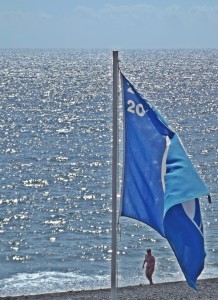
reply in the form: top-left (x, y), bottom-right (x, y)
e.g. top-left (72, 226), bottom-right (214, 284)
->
top-left (120, 73), bottom-right (209, 288)
top-left (120, 74), bottom-right (169, 236)
top-left (164, 134), bottom-right (209, 214)
top-left (164, 199), bottom-right (206, 289)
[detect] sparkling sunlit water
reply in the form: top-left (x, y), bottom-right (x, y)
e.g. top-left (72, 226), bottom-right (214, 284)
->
top-left (0, 49), bottom-right (217, 296)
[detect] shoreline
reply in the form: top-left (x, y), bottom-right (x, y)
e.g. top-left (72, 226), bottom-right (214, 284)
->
top-left (1, 278), bottom-right (218, 300)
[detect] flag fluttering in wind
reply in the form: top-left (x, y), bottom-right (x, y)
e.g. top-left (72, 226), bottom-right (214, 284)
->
top-left (120, 72), bottom-right (209, 289)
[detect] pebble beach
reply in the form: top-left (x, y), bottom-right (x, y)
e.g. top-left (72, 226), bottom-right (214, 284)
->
top-left (1, 278), bottom-right (217, 300)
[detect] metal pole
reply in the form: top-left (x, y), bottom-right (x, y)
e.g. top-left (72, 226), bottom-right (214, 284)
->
top-left (111, 50), bottom-right (119, 300)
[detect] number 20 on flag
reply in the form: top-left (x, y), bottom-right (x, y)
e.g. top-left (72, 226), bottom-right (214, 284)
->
top-left (127, 100), bottom-right (148, 117)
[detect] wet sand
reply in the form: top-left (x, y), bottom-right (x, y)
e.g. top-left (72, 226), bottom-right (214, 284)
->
top-left (1, 278), bottom-right (218, 300)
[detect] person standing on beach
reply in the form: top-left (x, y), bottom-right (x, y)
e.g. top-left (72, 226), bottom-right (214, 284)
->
top-left (142, 248), bottom-right (155, 284)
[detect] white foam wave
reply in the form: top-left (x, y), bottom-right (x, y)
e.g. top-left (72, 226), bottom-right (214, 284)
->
top-left (0, 271), bottom-right (110, 297)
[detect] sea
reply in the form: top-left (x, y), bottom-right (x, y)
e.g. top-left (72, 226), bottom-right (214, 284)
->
top-left (0, 49), bottom-right (217, 296)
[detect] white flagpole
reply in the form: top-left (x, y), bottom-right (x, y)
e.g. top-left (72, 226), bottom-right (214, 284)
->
top-left (111, 50), bottom-right (119, 300)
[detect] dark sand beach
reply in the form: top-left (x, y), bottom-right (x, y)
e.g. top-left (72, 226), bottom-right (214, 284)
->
top-left (1, 278), bottom-right (217, 300)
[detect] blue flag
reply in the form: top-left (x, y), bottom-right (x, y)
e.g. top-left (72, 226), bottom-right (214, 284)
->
top-left (120, 73), bottom-right (209, 288)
